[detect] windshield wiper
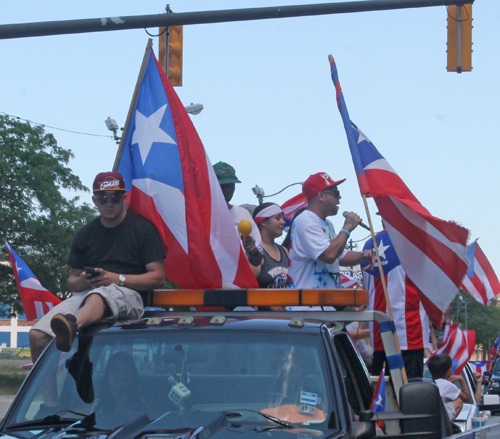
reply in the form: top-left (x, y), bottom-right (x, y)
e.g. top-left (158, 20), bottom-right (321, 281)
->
top-left (7, 410), bottom-right (89, 431)
top-left (224, 409), bottom-right (294, 428)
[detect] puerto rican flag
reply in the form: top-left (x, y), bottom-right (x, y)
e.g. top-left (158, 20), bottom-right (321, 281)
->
top-left (434, 323), bottom-right (475, 375)
top-left (370, 368), bottom-right (385, 427)
top-left (115, 44), bottom-right (257, 289)
top-left (490, 334), bottom-right (500, 360)
top-left (329, 55), bottom-right (469, 326)
top-left (469, 360), bottom-right (490, 375)
top-left (281, 193), bottom-right (308, 223)
top-left (363, 231), bottom-right (429, 351)
top-left (461, 240), bottom-right (500, 306)
top-left (5, 242), bottom-right (61, 321)
top-left (340, 272), bottom-right (360, 288)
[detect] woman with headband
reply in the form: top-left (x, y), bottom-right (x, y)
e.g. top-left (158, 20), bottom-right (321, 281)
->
top-left (252, 202), bottom-right (290, 288)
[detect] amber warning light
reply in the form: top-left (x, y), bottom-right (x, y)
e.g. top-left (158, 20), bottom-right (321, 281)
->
top-left (153, 288), bottom-right (368, 308)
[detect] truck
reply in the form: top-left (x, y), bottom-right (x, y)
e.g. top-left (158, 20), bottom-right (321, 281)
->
top-left (0, 287), bottom-right (498, 439)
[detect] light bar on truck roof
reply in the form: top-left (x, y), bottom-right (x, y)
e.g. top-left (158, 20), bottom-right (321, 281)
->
top-left (152, 288), bottom-right (368, 308)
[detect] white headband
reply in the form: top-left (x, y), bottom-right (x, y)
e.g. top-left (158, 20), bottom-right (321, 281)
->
top-left (254, 205), bottom-right (284, 226)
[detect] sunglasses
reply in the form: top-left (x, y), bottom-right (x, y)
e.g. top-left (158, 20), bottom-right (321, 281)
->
top-left (322, 189), bottom-right (340, 198)
top-left (94, 193), bottom-right (125, 205)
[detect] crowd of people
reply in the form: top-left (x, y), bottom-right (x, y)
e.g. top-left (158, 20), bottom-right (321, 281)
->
top-left (27, 164), bottom-right (483, 422)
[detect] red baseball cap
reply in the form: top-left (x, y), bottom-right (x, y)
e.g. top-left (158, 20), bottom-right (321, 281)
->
top-left (93, 172), bottom-right (126, 192)
top-left (302, 172), bottom-right (346, 200)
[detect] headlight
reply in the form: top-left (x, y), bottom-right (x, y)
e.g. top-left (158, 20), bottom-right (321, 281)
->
top-left (493, 382), bottom-right (499, 388)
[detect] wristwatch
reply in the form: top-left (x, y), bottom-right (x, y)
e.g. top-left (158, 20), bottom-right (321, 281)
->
top-left (119, 274), bottom-right (126, 287)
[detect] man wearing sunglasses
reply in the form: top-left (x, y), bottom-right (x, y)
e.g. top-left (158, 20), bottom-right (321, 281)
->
top-left (288, 172), bottom-right (373, 291)
top-left (29, 171), bottom-right (166, 362)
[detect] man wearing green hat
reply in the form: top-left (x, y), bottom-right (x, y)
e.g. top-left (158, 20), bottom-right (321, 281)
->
top-left (213, 161), bottom-right (263, 271)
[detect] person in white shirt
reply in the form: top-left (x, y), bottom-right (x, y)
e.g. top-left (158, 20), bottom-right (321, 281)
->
top-left (288, 172), bottom-right (373, 289)
top-left (427, 354), bottom-right (472, 421)
top-left (213, 161), bottom-right (262, 272)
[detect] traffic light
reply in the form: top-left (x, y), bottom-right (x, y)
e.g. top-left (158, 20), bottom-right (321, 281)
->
top-left (158, 25), bottom-right (183, 86)
top-left (446, 4), bottom-right (473, 73)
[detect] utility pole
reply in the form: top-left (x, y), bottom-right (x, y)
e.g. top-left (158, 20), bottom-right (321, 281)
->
top-left (0, 0), bottom-right (473, 40)
top-left (345, 239), bottom-right (357, 277)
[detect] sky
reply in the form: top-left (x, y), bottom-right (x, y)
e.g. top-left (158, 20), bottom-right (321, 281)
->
top-left (1, 0), bottom-right (499, 277)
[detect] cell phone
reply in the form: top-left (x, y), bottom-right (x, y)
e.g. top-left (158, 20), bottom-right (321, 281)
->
top-left (83, 266), bottom-right (99, 278)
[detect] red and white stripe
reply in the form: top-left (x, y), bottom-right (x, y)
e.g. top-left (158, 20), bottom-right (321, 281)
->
top-left (434, 323), bottom-right (476, 375)
top-left (469, 361), bottom-right (491, 375)
top-left (340, 272), bottom-right (360, 288)
top-left (375, 195), bottom-right (469, 325)
top-left (281, 193), bottom-right (308, 221)
top-left (461, 241), bottom-right (500, 306)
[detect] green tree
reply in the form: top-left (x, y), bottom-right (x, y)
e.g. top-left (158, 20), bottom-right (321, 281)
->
top-left (0, 114), bottom-right (96, 316)
top-left (450, 291), bottom-right (500, 358)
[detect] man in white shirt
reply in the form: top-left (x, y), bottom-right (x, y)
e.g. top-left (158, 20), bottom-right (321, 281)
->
top-left (289, 172), bottom-right (373, 289)
top-left (213, 161), bottom-right (262, 271)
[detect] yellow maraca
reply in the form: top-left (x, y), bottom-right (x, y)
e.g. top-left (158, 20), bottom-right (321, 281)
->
top-left (238, 220), bottom-right (253, 238)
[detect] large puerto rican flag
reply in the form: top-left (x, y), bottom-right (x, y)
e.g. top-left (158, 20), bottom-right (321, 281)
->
top-left (461, 240), bottom-right (500, 306)
top-left (114, 42), bottom-right (257, 289)
top-left (329, 55), bottom-right (469, 326)
top-left (363, 231), bottom-right (429, 351)
top-left (5, 242), bottom-right (61, 321)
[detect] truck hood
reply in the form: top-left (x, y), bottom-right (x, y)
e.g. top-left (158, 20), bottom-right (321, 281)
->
top-left (1, 410), bottom-right (331, 439)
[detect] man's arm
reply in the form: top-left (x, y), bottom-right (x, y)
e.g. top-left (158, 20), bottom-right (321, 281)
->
top-left (340, 250), bottom-right (374, 268)
top-left (317, 212), bottom-right (363, 264)
top-left (68, 260), bottom-right (166, 292)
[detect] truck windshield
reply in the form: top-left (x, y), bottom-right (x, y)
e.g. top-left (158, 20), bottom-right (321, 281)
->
top-left (5, 329), bottom-right (332, 433)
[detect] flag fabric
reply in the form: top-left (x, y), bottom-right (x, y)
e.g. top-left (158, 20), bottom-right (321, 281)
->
top-left (329, 55), bottom-right (469, 326)
top-left (4, 242), bottom-right (61, 321)
top-left (370, 368), bottom-right (385, 427)
top-left (340, 272), bottom-right (360, 288)
top-left (490, 334), bottom-right (500, 360)
top-left (469, 360), bottom-right (491, 375)
top-left (115, 43), bottom-right (257, 289)
top-left (281, 193), bottom-right (308, 223)
top-left (434, 323), bottom-right (475, 375)
top-left (362, 231), bottom-right (429, 352)
top-left (461, 240), bottom-right (500, 306)
top-left (370, 368), bottom-right (386, 413)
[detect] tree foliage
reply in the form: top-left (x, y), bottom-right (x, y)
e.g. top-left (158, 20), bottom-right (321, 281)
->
top-left (0, 115), bottom-right (96, 316)
top-left (450, 290), bottom-right (500, 355)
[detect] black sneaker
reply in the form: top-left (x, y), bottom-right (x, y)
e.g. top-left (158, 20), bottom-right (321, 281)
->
top-left (50, 314), bottom-right (78, 352)
top-left (66, 335), bottom-right (95, 404)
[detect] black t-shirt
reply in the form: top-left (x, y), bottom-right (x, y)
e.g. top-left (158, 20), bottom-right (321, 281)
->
top-left (67, 212), bottom-right (166, 276)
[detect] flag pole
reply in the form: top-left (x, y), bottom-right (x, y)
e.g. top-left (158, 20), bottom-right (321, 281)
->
top-left (113, 38), bottom-right (153, 171)
top-left (362, 194), bottom-right (408, 384)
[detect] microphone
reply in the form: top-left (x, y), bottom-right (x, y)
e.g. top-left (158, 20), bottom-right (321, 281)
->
top-left (342, 211), bottom-right (370, 231)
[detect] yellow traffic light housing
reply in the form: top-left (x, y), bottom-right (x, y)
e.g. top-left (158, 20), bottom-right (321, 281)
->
top-left (446, 4), bottom-right (473, 73)
top-left (158, 25), bottom-right (183, 86)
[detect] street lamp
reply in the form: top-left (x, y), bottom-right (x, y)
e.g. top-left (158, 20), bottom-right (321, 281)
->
top-left (105, 103), bottom-right (203, 145)
top-left (251, 182), bottom-right (303, 205)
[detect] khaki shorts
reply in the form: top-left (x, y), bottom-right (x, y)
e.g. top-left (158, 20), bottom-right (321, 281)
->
top-left (31, 284), bottom-right (144, 337)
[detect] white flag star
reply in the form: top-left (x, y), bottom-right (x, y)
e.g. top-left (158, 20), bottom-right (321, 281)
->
top-left (132, 104), bottom-right (176, 164)
top-left (375, 394), bottom-right (383, 407)
top-left (355, 125), bottom-right (372, 144)
top-left (377, 239), bottom-right (390, 260)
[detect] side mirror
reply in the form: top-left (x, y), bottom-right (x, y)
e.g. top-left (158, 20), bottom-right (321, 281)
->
top-left (351, 411), bottom-right (376, 438)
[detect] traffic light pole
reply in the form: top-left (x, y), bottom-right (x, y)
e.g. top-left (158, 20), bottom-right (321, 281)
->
top-left (0, 0), bottom-right (473, 40)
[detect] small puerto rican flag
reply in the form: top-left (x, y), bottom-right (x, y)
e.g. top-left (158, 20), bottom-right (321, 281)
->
top-left (370, 368), bottom-right (385, 427)
top-left (5, 242), bottom-right (61, 321)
